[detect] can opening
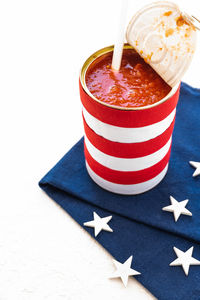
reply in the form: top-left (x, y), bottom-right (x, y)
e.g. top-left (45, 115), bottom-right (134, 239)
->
top-left (80, 44), bottom-right (180, 111)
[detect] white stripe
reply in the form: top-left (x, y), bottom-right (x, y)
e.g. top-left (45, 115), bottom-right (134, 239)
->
top-left (83, 107), bottom-right (176, 143)
top-left (85, 135), bottom-right (171, 171)
top-left (86, 162), bottom-right (168, 195)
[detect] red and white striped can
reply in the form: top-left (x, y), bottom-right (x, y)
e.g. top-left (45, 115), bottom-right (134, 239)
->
top-left (80, 44), bottom-right (180, 195)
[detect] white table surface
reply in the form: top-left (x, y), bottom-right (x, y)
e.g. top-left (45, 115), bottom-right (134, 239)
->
top-left (0, 0), bottom-right (199, 299)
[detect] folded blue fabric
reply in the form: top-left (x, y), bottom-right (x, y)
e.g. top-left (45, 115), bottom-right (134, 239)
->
top-left (39, 82), bottom-right (200, 300)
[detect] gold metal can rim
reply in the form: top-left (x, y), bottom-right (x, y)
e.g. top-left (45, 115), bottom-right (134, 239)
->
top-left (80, 44), bottom-right (180, 111)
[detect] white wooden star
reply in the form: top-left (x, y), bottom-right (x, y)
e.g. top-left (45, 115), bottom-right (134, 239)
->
top-left (162, 196), bottom-right (192, 222)
top-left (189, 161), bottom-right (200, 177)
top-left (170, 246), bottom-right (200, 276)
top-left (83, 212), bottom-right (113, 237)
top-left (110, 256), bottom-right (141, 287)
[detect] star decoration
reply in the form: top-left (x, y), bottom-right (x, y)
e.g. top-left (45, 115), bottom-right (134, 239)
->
top-left (189, 161), bottom-right (200, 177)
top-left (170, 246), bottom-right (200, 275)
top-left (162, 196), bottom-right (192, 222)
top-left (110, 256), bottom-right (141, 287)
top-left (83, 212), bottom-right (113, 237)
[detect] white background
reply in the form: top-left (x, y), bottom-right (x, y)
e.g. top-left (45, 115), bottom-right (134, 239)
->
top-left (0, 0), bottom-right (199, 299)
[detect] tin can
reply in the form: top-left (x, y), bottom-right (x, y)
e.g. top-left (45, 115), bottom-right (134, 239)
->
top-left (79, 44), bottom-right (180, 195)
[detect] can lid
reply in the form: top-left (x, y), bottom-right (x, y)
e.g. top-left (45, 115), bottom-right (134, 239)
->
top-left (126, 1), bottom-right (198, 87)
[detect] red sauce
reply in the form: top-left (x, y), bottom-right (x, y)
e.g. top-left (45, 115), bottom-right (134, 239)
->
top-left (85, 49), bottom-right (171, 108)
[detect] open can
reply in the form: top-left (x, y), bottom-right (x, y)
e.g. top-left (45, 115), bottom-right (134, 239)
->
top-left (80, 44), bottom-right (180, 195)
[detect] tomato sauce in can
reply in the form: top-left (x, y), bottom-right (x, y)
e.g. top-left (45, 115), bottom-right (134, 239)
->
top-left (85, 48), bottom-right (171, 108)
top-left (79, 44), bottom-right (180, 194)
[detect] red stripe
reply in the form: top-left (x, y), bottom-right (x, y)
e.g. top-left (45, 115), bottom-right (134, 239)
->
top-left (83, 115), bottom-right (175, 158)
top-left (84, 143), bottom-right (171, 184)
top-left (80, 80), bottom-right (180, 128)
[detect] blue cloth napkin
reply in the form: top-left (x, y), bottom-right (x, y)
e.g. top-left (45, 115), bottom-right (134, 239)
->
top-left (39, 82), bottom-right (200, 300)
